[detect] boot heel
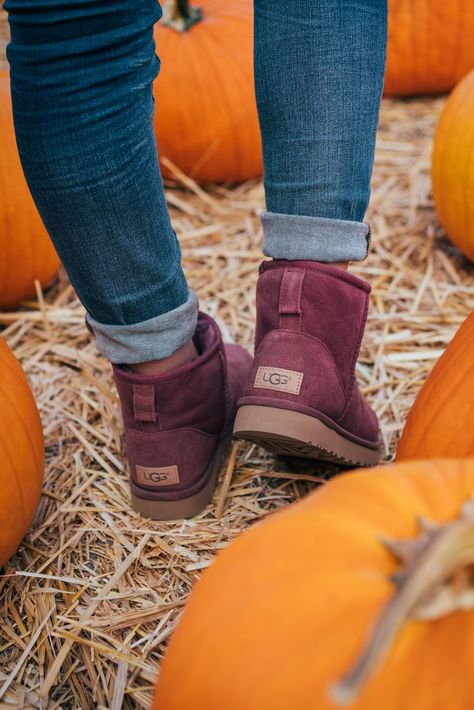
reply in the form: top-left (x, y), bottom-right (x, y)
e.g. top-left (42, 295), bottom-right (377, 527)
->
top-left (234, 405), bottom-right (380, 466)
top-left (131, 467), bottom-right (219, 520)
top-left (130, 434), bottom-right (232, 521)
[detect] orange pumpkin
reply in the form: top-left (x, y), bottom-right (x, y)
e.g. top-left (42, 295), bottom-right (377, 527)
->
top-left (431, 69), bottom-right (474, 261)
top-left (154, 458), bottom-right (474, 710)
top-left (0, 72), bottom-right (60, 310)
top-left (397, 313), bottom-right (474, 460)
top-left (385, 1), bottom-right (474, 96)
top-left (0, 337), bottom-right (44, 566)
top-left (153, 0), bottom-right (262, 183)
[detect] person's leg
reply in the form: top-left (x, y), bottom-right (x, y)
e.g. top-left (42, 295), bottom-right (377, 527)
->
top-left (234, 0), bottom-right (387, 463)
top-left (5, 0), bottom-right (196, 369)
top-left (5, 0), bottom-right (252, 518)
top-left (254, 0), bottom-right (387, 263)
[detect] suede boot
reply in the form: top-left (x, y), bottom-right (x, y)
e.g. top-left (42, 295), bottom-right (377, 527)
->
top-left (114, 313), bottom-right (252, 520)
top-left (234, 260), bottom-right (380, 465)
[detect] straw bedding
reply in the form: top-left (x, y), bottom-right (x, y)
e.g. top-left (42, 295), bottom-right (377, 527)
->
top-left (1, 14), bottom-right (474, 709)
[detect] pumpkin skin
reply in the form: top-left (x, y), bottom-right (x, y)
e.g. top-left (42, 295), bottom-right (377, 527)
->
top-left (154, 459), bottom-right (474, 710)
top-left (431, 69), bottom-right (474, 261)
top-left (0, 72), bottom-right (60, 310)
top-left (397, 313), bottom-right (474, 460)
top-left (385, 1), bottom-right (474, 96)
top-left (0, 338), bottom-right (44, 566)
top-left (153, 0), bottom-right (262, 183)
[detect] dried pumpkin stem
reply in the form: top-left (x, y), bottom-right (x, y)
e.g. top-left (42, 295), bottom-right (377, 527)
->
top-left (161, 0), bottom-right (203, 32)
top-left (330, 500), bottom-right (474, 706)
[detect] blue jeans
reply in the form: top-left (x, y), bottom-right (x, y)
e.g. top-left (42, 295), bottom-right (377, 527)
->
top-left (5, 0), bottom-right (387, 363)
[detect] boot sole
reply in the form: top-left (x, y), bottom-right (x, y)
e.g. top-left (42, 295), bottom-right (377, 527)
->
top-left (233, 405), bottom-right (379, 466)
top-left (131, 436), bottom-right (231, 521)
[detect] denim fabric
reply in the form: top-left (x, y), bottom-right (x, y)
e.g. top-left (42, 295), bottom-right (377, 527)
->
top-left (261, 212), bottom-right (370, 262)
top-left (86, 289), bottom-right (198, 365)
top-left (254, 0), bottom-right (387, 222)
top-left (5, 0), bottom-right (189, 329)
top-left (6, 0), bottom-right (387, 363)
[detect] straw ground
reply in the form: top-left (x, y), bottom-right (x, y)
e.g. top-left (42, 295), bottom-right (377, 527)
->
top-left (1, 16), bottom-right (474, 709)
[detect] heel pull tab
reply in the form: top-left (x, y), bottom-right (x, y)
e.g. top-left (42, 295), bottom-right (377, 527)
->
top-left (133, 384), bottom-right (157, 422)
top-left (279, 268), bottom-right (305, 330)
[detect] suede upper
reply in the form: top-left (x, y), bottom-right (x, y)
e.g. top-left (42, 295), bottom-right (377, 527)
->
top-left (239, 260), bottom-right (379, 447)
top-left (114, 313), bottom-right (252, 501)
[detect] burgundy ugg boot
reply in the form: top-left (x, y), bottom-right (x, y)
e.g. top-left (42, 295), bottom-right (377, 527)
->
top-left (113, 313), bottom-right (252, 520)
top-left (233, 260), bottom-right (380, 465)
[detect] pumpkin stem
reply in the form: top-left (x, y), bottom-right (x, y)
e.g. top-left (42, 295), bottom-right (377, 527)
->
top-left (330, 499), bottom-right (474, 706)
top-left (161, 0), bottom-right (203, 32)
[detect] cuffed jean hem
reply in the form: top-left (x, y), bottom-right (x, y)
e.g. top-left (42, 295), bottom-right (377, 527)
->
top-left (261, 211), bottom-right (370, 263)
top-left (86, 288), bottom-right (198, 364)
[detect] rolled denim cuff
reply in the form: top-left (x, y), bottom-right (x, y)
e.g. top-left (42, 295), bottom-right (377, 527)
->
top-left (86, 289), bottom-right (198, 364)
top-left (261, 211), bottom-right (370, 262)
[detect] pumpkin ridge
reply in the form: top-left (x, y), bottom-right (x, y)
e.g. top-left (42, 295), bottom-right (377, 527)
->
top-left (204, 0), bottom-right (250, 22)
top-left (201, 22), bottom-right (250, 181)
top-left (416, 345), bottom-right (474, 403)
top-left (0, 377), bottom-right (43, 485)
top-left (153, 1), bottom-right (261, 183)
top-left (0, 120), bottom-right (8, 303)
top-left (450, 0), bottom-right (470, 77)
top-left (398, 313), bottom-right (474, 458)
top-left (448, 0), bottom-right (463, 84)
top-left (432, 70), bottom-right (474, 260)
top-left (0, 345), bottom-right (44, 476)
top-left (410, 0), bottom-right (419, 92)
top-left (462, 124), bottom-right (474, 250)
top-left (385, 1), bottom-right (474, 96)
top-left (0, 412), bottom-right (29, 540)
top-left (434, 79), bottom-right (470, 243)
top-left (0, 72), bottom-right (59, 309)
top-left (0, 341), bottom-right (44, 567)
top-left (300, 466), bottom-right (437, 531)
top-left (400, 360), bottom-right (474, 454)
top-left (451, 82), bottom-right (474, 255)
top-left (183, 27), bottom-right (219, 178)
top-left (160, 31), bottom-right (193, 172)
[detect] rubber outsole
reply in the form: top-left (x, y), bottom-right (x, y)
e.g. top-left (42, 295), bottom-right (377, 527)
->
top-left (233, 405), bottom-right (380, 466)
top-left (131, 436), bottom-right (231, 520)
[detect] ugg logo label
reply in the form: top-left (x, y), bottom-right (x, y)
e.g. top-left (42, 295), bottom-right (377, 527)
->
top-left (254, 366), bottom-right (303, 395)
top-left (135, 464), bottom-right (180, 487)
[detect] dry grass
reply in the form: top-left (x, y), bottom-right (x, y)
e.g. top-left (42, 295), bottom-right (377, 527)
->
top-left (1, 15), bottom-right (474, 710)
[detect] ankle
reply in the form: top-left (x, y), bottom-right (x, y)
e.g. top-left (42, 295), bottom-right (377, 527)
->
top-left (331, 261), bottom-right (350, 272)
top-left (272, 258), bottom-right (350, 272)
top-left (129, 339), bottom-right (198, 376)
